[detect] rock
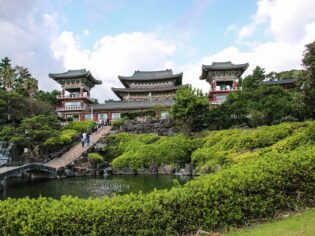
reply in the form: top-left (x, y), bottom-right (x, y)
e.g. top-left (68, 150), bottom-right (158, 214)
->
top-left (65, 168), bottom-right (74, 177)
top-left (115, 118), bottom-right (176, 135)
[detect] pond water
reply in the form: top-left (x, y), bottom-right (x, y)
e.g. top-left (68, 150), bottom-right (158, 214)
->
top-left (0, 175), bottom-right (191, 200)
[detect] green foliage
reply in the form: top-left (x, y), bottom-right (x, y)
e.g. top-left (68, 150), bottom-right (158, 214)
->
top-left (35, 90), bottom-right (60, 106)
top-left (242, 66), bottom-right (265, 90)
top-left (171, 85), bottom-right (209, 132)
top-left (44, 129), bottom-right (78, 146)
top-left (109, 133), bottom-right (193, 170)
top-left (0, 130), bottom-right (314, 235)
top-left (0, 89), bottom-right (53, 125)
top-left (192, 121), bottom-right (314, 173)
top-left (301, 40), bottom-right (315, 118)
top-left (88, 153), bottom-right (104, 163)
top-left (207, 84), bottom-right (297, 129)
top-left (63, 120), bottom-right (96, 133)
top-left (3, 115), bottom-right (61, 158)
top-left (111, 118), bottom-right (126, 127)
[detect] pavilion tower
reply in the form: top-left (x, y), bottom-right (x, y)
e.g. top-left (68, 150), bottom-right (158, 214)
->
top-left (200, 61), bottom-right (248, 104)
top-left (49, 69), bottom-right (102, 121)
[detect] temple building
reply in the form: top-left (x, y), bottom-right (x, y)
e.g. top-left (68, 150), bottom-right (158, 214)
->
top-left (49, 69), bottom-right (102, 122)
top-left (200, 61), bottom-right (249, 105)
top-left (50, 69), bottom-right (183, 122)
top-left (112, 70), bottom-right (182, 101)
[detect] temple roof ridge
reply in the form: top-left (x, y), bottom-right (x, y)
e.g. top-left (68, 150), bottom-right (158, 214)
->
top-left (49, 69), bottom-right (102, 85)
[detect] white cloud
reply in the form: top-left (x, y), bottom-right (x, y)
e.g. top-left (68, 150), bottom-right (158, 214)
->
top-left (238, 0), bottom-right (315, 43)
top-left (0, 0), bottom-right (64, 91)
top-left (52, 31), bottom-right (177, 101)
top-left (184, 0), bottom-right (315, 93)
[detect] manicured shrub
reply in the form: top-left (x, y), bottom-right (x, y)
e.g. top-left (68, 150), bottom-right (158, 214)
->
top-left (88, 153), bottom-right (104, 163)
top-left (63, 121), bottom-right (96, 133)
top-left (112, 134), bottom-right (193, 170)
top-left (0, 145), bottom-right (314, 235)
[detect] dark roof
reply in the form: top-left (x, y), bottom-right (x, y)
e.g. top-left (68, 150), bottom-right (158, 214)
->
top-left (202, 61), bottom-right (249, 70)
top-left (118, 69), bottom-right (183, 87)
top-left (112, 86), bottom-right (180, 99)
top-left (262, 78), bottom-right (297, 86)
top-left (200, 61), bottom-right (249, 80)
top-left (49, 69), bottom-right (102, 85)
top-left (92, 99), bottom-right (174, 111)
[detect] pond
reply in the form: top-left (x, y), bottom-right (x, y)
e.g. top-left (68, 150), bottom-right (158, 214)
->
top-left (0, 175), bottom-right (192, 200)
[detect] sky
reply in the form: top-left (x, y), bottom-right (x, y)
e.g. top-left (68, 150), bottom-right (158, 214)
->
top-left (0, 0), bottom-right (315, 102)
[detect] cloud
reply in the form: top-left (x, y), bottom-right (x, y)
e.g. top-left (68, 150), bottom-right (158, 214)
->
top-left (184, 0), bottom-right (315, 93)
top-left (238, 0), bottom-right (315, 43)
top-left (0, 0), bottom-right (64, 91)
top-left (52, 31), bottom-right (177, 101)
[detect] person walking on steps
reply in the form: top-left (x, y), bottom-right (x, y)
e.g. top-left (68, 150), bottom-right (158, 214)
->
top-left (86, 133), bottom-right (90, 146)
top-left (82, 132), bottom-right (87, 147)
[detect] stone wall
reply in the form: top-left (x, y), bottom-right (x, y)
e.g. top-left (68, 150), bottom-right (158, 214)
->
top-left (113, 118), bottom-right (179, 136)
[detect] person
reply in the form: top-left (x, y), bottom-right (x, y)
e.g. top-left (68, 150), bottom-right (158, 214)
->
top-left (82, 132), bottom-right (87, 147)
top-left (86, 133), bottom-right (90, 146)
top-left (81, 135), bottom-right (85, 147)
top-left (101, 119), bottom-right (104, 128)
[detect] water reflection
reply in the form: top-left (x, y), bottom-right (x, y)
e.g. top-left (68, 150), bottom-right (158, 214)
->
top-left (1, 175), bottom-right (191, 200)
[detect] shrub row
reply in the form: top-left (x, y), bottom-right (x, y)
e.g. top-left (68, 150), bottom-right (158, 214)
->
top-left (0, 144), bottom-right (314, 235)
top-left (111, 134), bottom-right (193, 169)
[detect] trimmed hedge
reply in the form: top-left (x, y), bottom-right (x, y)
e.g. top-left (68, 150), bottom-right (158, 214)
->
top-left (111, 134), bottom-right (193, 169)
top-left (0, 121), bottom-right (314, 235)
top-left (62, 121), bottom-right (96, 133)
top-left (0, 145), bottom-right (314, 235)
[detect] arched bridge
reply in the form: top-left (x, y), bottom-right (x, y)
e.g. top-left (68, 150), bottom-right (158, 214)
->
top-left (0, 163), bottom-right (56, 181)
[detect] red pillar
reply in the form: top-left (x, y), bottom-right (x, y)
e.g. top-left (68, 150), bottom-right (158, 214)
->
top-left (80, 86), bottom-right (83, 96)
top-left (108, 112), bottom-right (112, 121)
top-left (80, 113), bottom-right (84, 121)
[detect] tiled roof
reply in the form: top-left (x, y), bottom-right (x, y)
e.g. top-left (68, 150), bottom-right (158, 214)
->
top-left (262, 78), bottom-right (297, 85)
top-left (49, 69), bottom-right (102, 84)
top-left (92, 99), bottom-right (174, 111)
top-left (202, 62), bottom-right (249, 70)
top-left (200, 61), bottom-right (249, 80)
top-left (118, 69), bottom-right (183, 87)
top-left (112, 86), bottom-right (180, 99)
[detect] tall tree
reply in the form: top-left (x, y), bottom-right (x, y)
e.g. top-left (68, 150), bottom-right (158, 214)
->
top-left (171, 85), bottom-right (209, 132)
top-left (15, 66), bottom-right (38, 97)
top-left (0, 57), bottom-right (16, 91)
top-left (35, 90), bottom-right (60, 106)
top-left (301, 40), bottom-right (315, 118)
top-left (242, 66), bottom-right (265, 90)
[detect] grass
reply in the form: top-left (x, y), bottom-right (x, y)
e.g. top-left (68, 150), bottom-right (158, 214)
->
top-left (225, 208), bottom-right (315, 236)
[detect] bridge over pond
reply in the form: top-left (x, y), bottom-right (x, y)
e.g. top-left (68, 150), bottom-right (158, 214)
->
top-left (0, 126), bottom-right (111, 192)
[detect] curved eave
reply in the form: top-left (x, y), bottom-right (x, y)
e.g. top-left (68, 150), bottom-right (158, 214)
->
top-left (118, 73), bottom-right (183, 88)
top-left (49, 72), bottom-right (102, 85)
top-left (112, 86), bottom-right (180, 100)
top-left (200, 63), bottom-right (249, 80)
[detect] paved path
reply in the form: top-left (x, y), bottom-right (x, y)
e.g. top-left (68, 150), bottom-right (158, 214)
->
top-left (47, 126), bottom-right (111, 169)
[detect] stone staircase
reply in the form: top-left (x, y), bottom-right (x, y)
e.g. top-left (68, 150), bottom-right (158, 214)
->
top-left (47, 126), bottom-right (111, 169)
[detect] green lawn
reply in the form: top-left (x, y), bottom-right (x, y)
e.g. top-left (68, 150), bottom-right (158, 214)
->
top-left (225, 209), bottom-right (315, 236)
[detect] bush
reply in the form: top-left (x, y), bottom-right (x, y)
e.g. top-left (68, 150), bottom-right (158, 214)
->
top-left (88, 153), bottom-right (104, 163)
top-left (112, 134), bottom-right (193, 170)
top-left (44, 129), bottom-right (78, 146)
top-left (111, 118), bottom-right (126, 128)
top-left (0, 144), bottom-right (314, 235)
top-left (191, 122), bottom-right (302, 171)
top-left (63, 121), bottom-right (95, 133)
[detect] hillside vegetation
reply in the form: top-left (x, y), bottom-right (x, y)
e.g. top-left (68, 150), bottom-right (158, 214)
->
top-left (105, 121), bottom-right (315, 175)
top-left (0, 121), bottom-right (314, 235)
